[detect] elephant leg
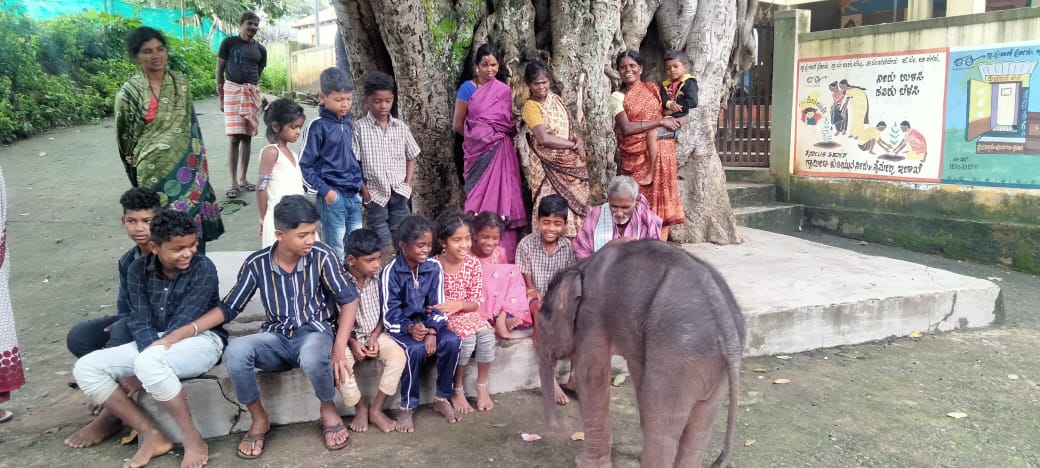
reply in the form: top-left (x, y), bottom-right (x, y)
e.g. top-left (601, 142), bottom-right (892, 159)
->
top-left (674, 375), bottom-right (728, 467)
top-left (573, 345), bottom-right (614, 468)
top-left (637, 372), bottom-right (696, 468)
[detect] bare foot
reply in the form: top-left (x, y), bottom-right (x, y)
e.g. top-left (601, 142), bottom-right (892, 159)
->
top-left (348, 403), bottom-right (369, 432)
top-left (553, 381), bottom-right (569, 406)
top-left (476, 383), bottom-right (494, 412)
top-left (122, 429), bottom-right (173, 468)
top-left (433, 398), bottom-right (461, 424)
top-left (395, 409), bottom-right (415, 433)
top-left (368, 407), bottom-right (396, 433)
top-left (64, 410), bottom-right (122, 448)
top-left (180, 433), bottom-right (209, 468)
top-left (505, 316), bottom-right (523, 331)
top-left (494, 313), bottom-right (513, 339)
top-left (87, 402), bottom-right (102, 416)
top-left (237, 415), bottom-right (269, 458)
top-left (451, 390), bottom-right (474, 415)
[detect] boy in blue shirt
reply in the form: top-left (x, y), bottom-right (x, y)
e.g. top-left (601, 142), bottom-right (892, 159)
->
top-left (300, 67), bottom-right (364, 261)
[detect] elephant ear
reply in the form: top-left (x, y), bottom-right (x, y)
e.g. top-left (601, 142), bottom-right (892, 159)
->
top-left (547, 269), bottom-right (582, 322)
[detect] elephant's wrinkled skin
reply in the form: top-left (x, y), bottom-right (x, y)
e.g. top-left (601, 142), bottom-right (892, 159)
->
top-left (536, 240), bottom-right (746, 467)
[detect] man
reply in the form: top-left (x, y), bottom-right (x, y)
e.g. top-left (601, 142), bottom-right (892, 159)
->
top-left (573, 175), bottom-right (663, 260)
top-left (217, 11), bottom-right (267, 199)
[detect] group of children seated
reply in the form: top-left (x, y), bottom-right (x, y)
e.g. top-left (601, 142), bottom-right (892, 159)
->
top-left (62, 184), bottom-right (582, 467)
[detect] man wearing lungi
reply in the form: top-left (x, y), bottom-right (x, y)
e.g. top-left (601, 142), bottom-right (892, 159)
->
top-left (217, 11), bottom-right (267, 199)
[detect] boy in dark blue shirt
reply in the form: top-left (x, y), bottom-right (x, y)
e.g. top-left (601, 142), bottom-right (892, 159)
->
top-left (300, 67), bottom-right (364, 261)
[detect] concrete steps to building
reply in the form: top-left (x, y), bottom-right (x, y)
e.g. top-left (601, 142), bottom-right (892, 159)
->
top-left (725, 177), bottom-right (805, 233)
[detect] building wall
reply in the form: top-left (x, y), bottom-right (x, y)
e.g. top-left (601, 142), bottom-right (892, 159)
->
top-left (770, 8), bottom-right (1040, 272)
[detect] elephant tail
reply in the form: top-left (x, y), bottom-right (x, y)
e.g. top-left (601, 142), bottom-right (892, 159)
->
top-left (701, 262), bottom-right (745, 468)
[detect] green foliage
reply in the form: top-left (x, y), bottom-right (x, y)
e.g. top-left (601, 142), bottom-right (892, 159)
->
top-left (259, 42), bottom-right (288, 95)
top-left (0, 8), bottom-right (216, 143)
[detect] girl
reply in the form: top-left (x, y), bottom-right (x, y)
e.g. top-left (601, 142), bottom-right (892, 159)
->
top-left (381, 216), bottom-right (462, 430)
top-left (470, 211), bottom-right (530, 338)
top-left (257, 98), bottom-right (307, 247)
top-left (433, 212), bottom-right (496, 413)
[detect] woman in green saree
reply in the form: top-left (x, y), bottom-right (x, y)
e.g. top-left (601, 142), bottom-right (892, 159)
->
top-left (116, 26), bottom-right (223, 249)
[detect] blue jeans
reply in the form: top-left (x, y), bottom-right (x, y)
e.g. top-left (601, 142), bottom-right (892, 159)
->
top-left (390, 329), bottom-right (461, 409)
top-left (224, 324), bottom-right (336, 405)
top-left (66, 315), bottom-right (133, 358)
top-left (316, 190), bottom-right (362, 262)
top-left (364, 192), bottom-right (412, 248)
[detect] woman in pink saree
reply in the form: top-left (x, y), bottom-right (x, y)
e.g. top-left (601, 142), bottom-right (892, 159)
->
top-left (452, 44), bottom-right (527, 261)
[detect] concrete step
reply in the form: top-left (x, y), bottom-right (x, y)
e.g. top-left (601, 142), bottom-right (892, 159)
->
top-left (727, 182), bottom-right (777, 208)
top-left (724, 166), bottom-right (774, 184)
top-left (733, 203), bottom-right (805, 232)
top-left (143, 241), bottom-right (999, 441)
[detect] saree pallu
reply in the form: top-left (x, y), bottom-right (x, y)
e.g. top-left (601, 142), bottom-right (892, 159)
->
top-left (618, 82), bottom-right (685, 226)
top-left (116, 70), bottom-right (224, 243)
top-left (0, 166), bottom-right (24, 397)
top-left (462, 79), bottom-right (526, 260)
top-left (525, 93), bottom-right (590, 238)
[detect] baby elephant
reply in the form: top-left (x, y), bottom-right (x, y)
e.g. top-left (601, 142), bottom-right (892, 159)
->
top-left (537, 240), bottom-right (745, 468)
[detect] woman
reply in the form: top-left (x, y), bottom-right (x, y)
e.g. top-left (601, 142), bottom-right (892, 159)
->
top-left (452, 43), bottom-right (526, 261)
top-left (115, 26), bottom-right (224, 251)
top-left (610, 50), bottom-right (684, 239)
top-left (0, 165), bottom-right (24, 423)
top-left (839, 79), bottom-right (869, 140)
top-left (520, 61), bottom-right (590, 239)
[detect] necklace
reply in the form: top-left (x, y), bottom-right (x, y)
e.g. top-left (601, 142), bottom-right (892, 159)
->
top-left (149, 76), bottom-right (163, 101)
top-left (410, 269), bottom-right (420, 289)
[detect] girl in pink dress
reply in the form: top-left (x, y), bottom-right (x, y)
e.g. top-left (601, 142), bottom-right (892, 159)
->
top-left (469, 211), bottom-right (530, 338)
top-left (433, 213), bottom-right (496, 413)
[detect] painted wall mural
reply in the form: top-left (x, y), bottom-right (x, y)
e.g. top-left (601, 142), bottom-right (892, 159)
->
top-left (943, 41), bottom-right (1040, 188)
top-left (794, 49), bottom-right (949, 182)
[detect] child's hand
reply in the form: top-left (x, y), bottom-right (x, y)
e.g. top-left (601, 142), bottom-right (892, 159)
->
top-left (424, 334), bottom-right (437, 356)
top-left (433, 302), bottom-right (463, 315)
top-left (365, 338), bottom-right (380, 357)
top-left (324, 190), bottom-right (338, 205)
top-left (410, 323), bottom-right (428, 341)
top-left (668, 101), bottom-right (682, 113)
top-left (258, 220), bottom-right (263, 237)
top-left (348, 339), bottom-right (367, 362)
top-left (332, 346), bottom-right (353, 386)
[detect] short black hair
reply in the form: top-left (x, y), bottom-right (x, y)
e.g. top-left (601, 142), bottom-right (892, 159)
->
top-left (363, 71), bottom-right (396, 97)
top-left (396, 215), bottom-right (433, 248)
top-left (126, 26), bottom-right (166, 58)
top-left (320, 67), bottom-right (354, 95)
top-left (273, 195), bottom-right (320, 231)
top-left (240, 11), bottom-right (260, 24)
top-left (346, 228), bottom-right (382, 258)
top-left (120, 187), bottom-right (161, 214)
top-left (150, 209), bottom-right (197, 245)
top-left (663, 50), bottom-right (686, 66)
top-left (537, 194), bottom-right (569, 220)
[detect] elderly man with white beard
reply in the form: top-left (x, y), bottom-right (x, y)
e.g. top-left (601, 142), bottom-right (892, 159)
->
top-left (572, 175), bottom-right (663, 260)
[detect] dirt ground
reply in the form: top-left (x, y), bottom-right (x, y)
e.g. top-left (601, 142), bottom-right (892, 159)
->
top-left (0, 97), bottom-right (1037, 467)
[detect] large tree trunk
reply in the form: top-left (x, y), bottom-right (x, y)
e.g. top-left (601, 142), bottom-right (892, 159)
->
top-left (335, 0), bottom-right (755, 243)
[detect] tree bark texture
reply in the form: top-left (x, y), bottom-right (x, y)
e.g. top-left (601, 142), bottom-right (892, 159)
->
top-left (335, 0), bottom-right (756, 243)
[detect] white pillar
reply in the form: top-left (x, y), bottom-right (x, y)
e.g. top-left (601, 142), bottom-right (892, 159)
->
top-left (907, 0), bottom-right (934, 20)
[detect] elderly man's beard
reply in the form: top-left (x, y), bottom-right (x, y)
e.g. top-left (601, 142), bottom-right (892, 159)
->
top-left (613, 214), bottom-right (630, 225)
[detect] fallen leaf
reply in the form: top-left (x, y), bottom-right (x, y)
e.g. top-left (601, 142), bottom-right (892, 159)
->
top-left (908, 331), bottom-right (922, 338)
top-left (837, 350), bottom-right (864, 359)
top-left (38, 151), bottom-right (47, 157)
top-left (744, 439), bottom-right (756, 446)
top-left (753, 368), bottom-right (768, 373)
top-left (773, 378), bottom-right (791, 384)
top-left (946, 412), bottom-right (968, 419)
top-left (42, 279), bottom-right (49, 283)
top-left (776, 355), bottom-right (792, 360)
top-left (521, 433), bottom-right (542, 442)
top-left (855, 240), bottom-right (869, 246)
top-left (1008, 374), bottom-right (1019, 380)
top-left (19, 213), bottom-right (29, 216)
top-left (43, 427), bottom-right (59, 434)
top-left (612, 374), bottom-right (627, 387)
top-left (987, 276), bottom-right (1002, 282)
top-left (570, 432), bottom-right (585, 441)
top-left (490, 422), bottom-right (507, 428)
top-left (121, 429), bottom-right (139, 445)
top-left (55, 371), bottom-right (69, 376)
top-left (829, 435), bottom-right (838, 441)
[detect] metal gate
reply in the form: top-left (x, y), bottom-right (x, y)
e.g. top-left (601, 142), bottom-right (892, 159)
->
top-left (717, 23), bottom-right (773, 167)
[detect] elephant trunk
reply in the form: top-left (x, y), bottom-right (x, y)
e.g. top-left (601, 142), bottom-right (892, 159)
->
top-left (538, 354), bottom-right (560, 431)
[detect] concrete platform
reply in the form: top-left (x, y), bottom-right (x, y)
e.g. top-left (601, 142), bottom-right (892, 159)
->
top-left (140, 229), bottom-right (1000, 441)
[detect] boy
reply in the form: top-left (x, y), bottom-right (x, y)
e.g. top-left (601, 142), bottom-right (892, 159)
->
top-left (382, 215), bottom-right (461, 432)
top-left (64, 187), bottom-right (160, 449)
top-left (353, 71), bottom-right (421, 250)
top-left (300, 67), bottom-right (364, 261)
top-left (217, 11), bottom-right (267, 198)
top-left (186, 195), bottom-right (358, 458)
top-left (515, 194), bottom-right (576, 405)
top-left (338, 228), bottom-right (406, 433)
top-left (72, 209), bottom-right (226, 468)
top-left (659, 51), bottom-right (698, 139)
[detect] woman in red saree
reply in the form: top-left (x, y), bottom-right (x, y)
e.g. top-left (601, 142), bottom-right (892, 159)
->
top-left (452, 44), bottom-right (527, 261)
top-left (611, 50), bottom-right (685, 239)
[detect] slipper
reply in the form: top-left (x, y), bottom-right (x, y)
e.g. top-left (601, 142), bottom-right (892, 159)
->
top-left (241, 182), bottom-right (257, 192)
top-left (321, 423), bottom-right (350, 451)
top-left (0, 409), bottom-right (12, 423)
top-left (226, 187), bottom-right (240, 199)
top-left (236, 431), bottom-right (267, 460)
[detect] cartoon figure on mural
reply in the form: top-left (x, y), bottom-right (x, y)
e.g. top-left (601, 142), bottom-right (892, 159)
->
top-left (839, 79), bottom-right (870, 139)
top-left (801, 107), bottom-right (823, 125)
top-left (829, 82), bottom-right (847, 134)
top-left (892, 121), bottom-right (928, 161)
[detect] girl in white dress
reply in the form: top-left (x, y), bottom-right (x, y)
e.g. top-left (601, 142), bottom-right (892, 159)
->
top-left (257, 99), bottom-right (308, 247)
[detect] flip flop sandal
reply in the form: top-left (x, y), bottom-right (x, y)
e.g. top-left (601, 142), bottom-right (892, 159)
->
top-left (236, 431), bottom-right (267, 459)
top-left (321, 423), bottom-right (350, 451)
top-left (241, 182), bottom-right (257, 192)
top-left (226, 187), bottom-right (240, 199)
